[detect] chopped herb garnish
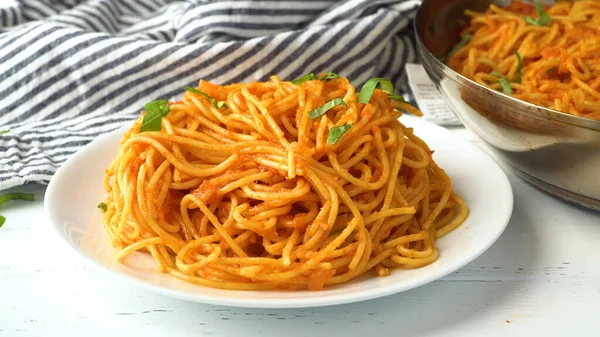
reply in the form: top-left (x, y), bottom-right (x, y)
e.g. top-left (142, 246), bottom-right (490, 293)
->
top-left (546, 67), bottom-right (558, 75)
top-left (319, 72), bottom-right (340, 80)
top-left (0, 193), bottom-right (36, 227)
top-left (291, 72), bottom-right (340, 85)
top-left (358, 78), bottom-right (409, 106)
top-left (308, 98), bottom-right (347, 119)
top-left (327, 124), bottom-right (352, 144)
top-left (447, 34), bottom-right (472, 59)
top-left (97, 202), bottom-right (108, 212)
top-left (515, 51), bottom-right (522, 83)
top-left (291, 73), bottom-right (317, 85)
top-left (490, 72), bottom-right (514, 94)
top-left (185, 86), bottom-right (207, 96)
top-left (0, 192), bottom-right (35, 205)
top-left (185, 86), bottom-right (227, 109)
top-left (214, 100), bottom-right (227, 109)
top-left (358, 78), bottom-right (394, 104)
top-left (0, 130), bottom-right (9, 134)
top-left (388, 94), bottom-right (407, 102)
top-left (498, 78), bottom-right (513, 94)
top-left (139, 100), bottom-right (170, 133)
top-left (524, 17), bottom-right (537, 25)
top-left (525, 3), bottom-right (551, 26)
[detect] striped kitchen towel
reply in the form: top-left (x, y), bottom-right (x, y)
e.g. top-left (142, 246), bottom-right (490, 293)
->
top-left (0, 0), bottom-right (421, 191)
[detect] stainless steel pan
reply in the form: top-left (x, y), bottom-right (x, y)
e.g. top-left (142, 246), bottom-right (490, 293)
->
top-left (414, 0), bottom-right (600, 210)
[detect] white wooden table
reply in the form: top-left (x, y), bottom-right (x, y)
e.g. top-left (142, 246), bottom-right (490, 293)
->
top-left (2, 127), bottom-right (600, 337)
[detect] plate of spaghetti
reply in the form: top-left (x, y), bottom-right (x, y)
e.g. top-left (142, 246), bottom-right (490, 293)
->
top-left (45, 73), bottom-right (513, 308)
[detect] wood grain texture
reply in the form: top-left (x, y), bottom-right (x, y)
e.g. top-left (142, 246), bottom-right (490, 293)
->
top-left (2, 129), bottom-right (600, 337)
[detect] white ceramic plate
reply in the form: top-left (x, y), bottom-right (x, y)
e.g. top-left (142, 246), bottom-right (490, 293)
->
top-left (45, 116), bottom-right (513, 308)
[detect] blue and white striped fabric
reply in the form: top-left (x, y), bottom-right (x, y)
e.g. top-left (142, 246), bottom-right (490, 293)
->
top-left (0, 0), bottom-right (420, 191)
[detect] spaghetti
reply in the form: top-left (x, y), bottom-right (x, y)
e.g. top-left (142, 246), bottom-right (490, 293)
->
top-left (101, 74), bottom-right (467, 290)
top-left (446, 0), bottom-right (600, 120)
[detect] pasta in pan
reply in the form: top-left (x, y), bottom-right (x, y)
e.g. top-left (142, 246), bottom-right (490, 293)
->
top-left (446, 0), bottom-right (600, 120)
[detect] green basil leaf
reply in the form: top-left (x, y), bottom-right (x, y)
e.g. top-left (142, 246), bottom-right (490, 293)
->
top-left (525, 3), bottom-right (551, 26)
top-left (490, 71), bottom-right (515, 94)
top-left (388, 94), bottom-right (407, 102)
top-left (212, 99), bottom-right (227, 109)
top-left (546, 67), bottom-right (558, 75)
top-left (327, 124), bottom-right (352, 144)
top-left (0, 192), bottom-right (35, 206)
top-left (447, 34), bottom-right (472, 58)
top-left (186, 86), bottom-right (227, 109)
top-left (378, 79), bottom-right (394, 95)
top-left (186, 85), bottom-right (210, 98)
top-left (319, 72), bottom-right (340, 80)
top-left (140, 99), bottom-right (170, 133)
top-left (291, 73), bottom-right (317, 85)
top-left (208, 98), bottom-right (227, 109)
top-left (524, 16), bottom-right (539, 25)
top-left (536, 3), bottom-right (551, 25)
top-left (0, 192), bottom-right (36, 224)
top-left (97, 202), bottom-right (108, 212)
top-left (0, 130), bottom-right (9, 135)
top-left (358, 78), bottom-right (394, 104)
top-left (515, 51), bottom-right (523, 83)
top-left (292, 72), bottom-right (340, 84)
top-left (498, 78), bottom-right (513, 94)
top-left (308, 98), bottom-right (347, 119)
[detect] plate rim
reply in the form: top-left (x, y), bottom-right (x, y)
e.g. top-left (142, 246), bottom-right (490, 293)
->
top-left (44, 116), bottom-right (514, 308)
